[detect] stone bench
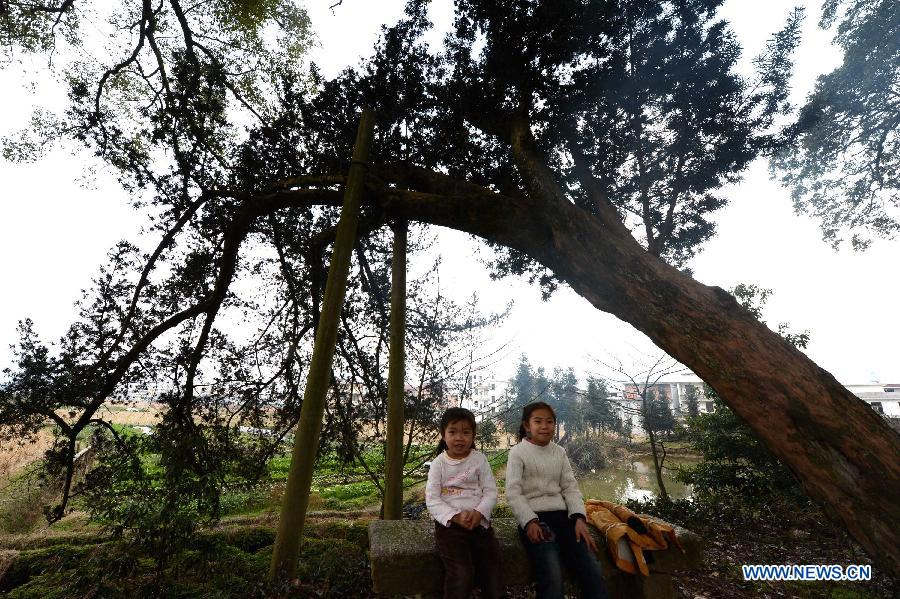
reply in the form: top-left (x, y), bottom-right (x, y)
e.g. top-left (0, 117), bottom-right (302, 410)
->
top-left (368, 518), bottom-right (702, 599)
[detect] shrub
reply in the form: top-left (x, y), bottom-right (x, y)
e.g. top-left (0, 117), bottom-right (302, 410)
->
top-left (194, 525), bottom-right (276, 553)
top-left (563, 436), bottom-right (608, 473)
top-left (295, 538), bottom-right (371, 598)
top-left (0, 482), bottom-right (47, 535)
top-left (677, 387), bottom-right (808, 511)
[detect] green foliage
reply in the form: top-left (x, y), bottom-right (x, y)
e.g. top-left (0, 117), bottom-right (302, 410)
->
top-left (0, 468), bottom-right (52, 534)
top-left (563, 436), bottom-right (608, 473)
top-left (501, 355), bottom-right (616, 443)
top-left (0, 0), bottom-right (842, 577)
top-left (642, 390), bottom-right (676, 437)
top-left (491, 502), bottom-right (514, 519)
top-left (292, 538), bottom-right (372, 597)
top-left (476, 418), bottom-right (499, 449)
top-left (584, 377), bottom-right (620, 434)
top-left (501, 355), bottom-right (535, 435)
top-left (551, 367), bottom-right (581, 438)
top-left (683, 384), bottom-right (700, 418)
top-left (219, 486), bottom-right (272, 516)
top-left (2, 0), bottom-right (314, 170)
top-left (1, 543), bottom-right (137, 598)
top-left (307, 519), bottom-right (369, 548)
top-left (1, 521), bottom-right (373, 599)
top-left (0, 1), bottom-right (80, 58)
top-left (677, 385), bottom-right (807, 506)
top-left (773, 0), bottom-right (900, 249)
top-left (194, 525), bottom-right (275, 553)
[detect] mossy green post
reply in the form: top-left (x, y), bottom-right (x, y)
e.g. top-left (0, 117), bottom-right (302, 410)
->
top-left (268, 109), bottom-right (375, 581)
top-left (383, 220), bottom-right (407, 520)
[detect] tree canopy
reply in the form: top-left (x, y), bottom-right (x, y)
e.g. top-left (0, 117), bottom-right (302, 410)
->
top-left (773, 0), bottom-right (899, 249)
top-left (1, 0), bottom-right (899, 575)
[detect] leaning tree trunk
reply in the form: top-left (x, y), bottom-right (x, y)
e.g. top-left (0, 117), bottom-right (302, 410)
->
top-left (383, 219), bottom-right (407, 520)
top-left (368, 154), bottom-right (900, 576)
top-left (268, 109), bottom-right (375, 581)
top-left (263, 121), bottom-right (900, 576)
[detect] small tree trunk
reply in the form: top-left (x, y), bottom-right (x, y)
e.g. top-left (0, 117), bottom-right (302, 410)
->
top-left (383, 219), bottom-right (407, 520)
top-left (268, 109), bottom-right (375, 581)
top-left (646, 425), bottom-right (670, 504)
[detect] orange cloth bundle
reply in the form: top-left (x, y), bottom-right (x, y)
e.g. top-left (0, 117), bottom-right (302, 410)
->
top-left (585, 500), bottom-right (684, 576)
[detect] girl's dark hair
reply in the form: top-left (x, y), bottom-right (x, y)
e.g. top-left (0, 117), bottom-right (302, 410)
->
top-left (517, 401), bottom-right (556, 441)
top-left (436, 407), bottom-right (477, 452)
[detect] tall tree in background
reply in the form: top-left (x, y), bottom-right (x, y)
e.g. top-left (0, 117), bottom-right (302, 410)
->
top-left (1, 0), bottom-right (898, 574)
top-left (502, 354), bottom-right (536, 436)
top-left (551, 366), bottom-right (579, 440)
top-left (773, 0), bottom-right (899, 249)
top-left (584, 376), bottom-right (618, 434)
top-left (644, 390), bottom-right (676, 439)
top-left (683, 384), bottom-right (701, 418)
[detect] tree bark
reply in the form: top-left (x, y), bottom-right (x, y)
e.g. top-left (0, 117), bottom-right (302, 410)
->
top-left (260, 150), bottom-right (900, 575)
top-left (268, 109), bottom-right (375, 581)
top-left (383, 219), bottom-right (407, 520)
top-left (354, 163), bottom-right (900, 575)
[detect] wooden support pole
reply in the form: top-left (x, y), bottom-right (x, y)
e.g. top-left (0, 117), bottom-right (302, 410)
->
top-left (383, 219), bottom-right (407, 520)
top-left (268, 109), bottom-right (375, 580)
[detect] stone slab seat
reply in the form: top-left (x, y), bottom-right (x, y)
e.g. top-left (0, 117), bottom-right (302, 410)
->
top-left (368, 518), bottom-right (702, 599)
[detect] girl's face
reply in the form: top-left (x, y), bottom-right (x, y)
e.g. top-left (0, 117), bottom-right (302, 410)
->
top-left (524, 408), bottom-right (555, 445)
top-left (443, 419), bottom-right (474, 459)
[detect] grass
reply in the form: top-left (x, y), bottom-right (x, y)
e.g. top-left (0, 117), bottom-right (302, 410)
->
top-left (0, 518), bottom-right (376, 599)
top-left (262, 445), bottom-right (434, 512)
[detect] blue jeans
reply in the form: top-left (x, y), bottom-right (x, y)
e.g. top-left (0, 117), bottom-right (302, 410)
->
top-left (519, 510), bottom-right (609, 599)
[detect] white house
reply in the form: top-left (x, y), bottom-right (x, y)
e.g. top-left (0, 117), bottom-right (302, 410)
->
top-left (846, 383), bottom-right (900, 418)
top-left (448, 371), bottom-right (509, 420)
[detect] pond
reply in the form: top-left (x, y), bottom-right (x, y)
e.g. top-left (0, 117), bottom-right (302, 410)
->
top-left (578, 455), bottom-right (698, 503)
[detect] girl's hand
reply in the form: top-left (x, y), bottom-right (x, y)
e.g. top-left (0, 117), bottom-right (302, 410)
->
top-left (525, 520), bottom-right (544, 543)
top-left (574, 517), bottom-right (598, 553)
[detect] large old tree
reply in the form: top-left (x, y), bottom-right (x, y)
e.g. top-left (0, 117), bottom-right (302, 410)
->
top-left (2, 0), bottom-right (899, 575)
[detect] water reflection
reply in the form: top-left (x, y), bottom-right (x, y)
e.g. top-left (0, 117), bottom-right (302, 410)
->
top-left (578, 457), bottom-right (695, 503)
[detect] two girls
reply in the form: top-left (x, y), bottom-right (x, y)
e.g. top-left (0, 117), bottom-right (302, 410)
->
top-left (426, 407), bottom-right (502, 599)
top-left (427, 402), bottom-right (608, 599)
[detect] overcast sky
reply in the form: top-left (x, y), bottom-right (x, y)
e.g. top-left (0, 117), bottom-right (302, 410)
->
top-left (0, 1), bottom-right (897, 385)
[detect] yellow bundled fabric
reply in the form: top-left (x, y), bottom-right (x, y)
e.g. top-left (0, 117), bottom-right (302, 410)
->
top-left (585, 500), bottom-right (685, 576)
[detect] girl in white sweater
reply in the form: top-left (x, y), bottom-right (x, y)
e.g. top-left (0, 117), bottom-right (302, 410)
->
top-left (426, 407), bottom-right (501, 599)
top-left (506, 401), bottom-right (608, 599)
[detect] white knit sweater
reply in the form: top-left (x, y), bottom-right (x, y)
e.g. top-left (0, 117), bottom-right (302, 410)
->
top-left (425, 450), bottom-right (498, 527)
top-left (505, 439), bottom-right (586, 527)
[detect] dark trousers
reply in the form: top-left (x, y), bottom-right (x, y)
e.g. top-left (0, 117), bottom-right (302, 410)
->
top-left (518, 510), bottom-right (609, 599)
top-left (434, 521), bottom-right (503, 599)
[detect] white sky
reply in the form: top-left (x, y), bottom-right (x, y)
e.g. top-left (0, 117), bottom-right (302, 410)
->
top-left (0, 1), bottom-right (897, 385)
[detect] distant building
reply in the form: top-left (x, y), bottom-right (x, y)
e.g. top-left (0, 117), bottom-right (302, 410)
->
top-left (846, 383), bottom-right (900, 418)
top-left (612, 378), bottom-right (711, 437)
top-left (612, 379), bottom-right (900, 437)
top-left (447, 371), bottom-right (509, 420)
